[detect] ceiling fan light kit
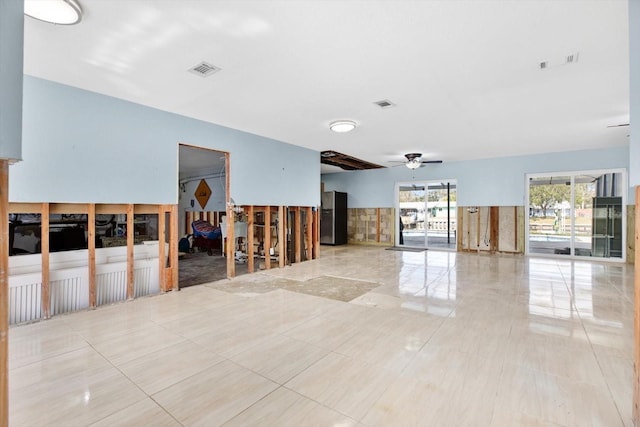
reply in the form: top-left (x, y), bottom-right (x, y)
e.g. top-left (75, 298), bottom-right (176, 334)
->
top-left (406, 159), bottom-right (422, 169)
top-left (390, 152), bottom-right (443, 169)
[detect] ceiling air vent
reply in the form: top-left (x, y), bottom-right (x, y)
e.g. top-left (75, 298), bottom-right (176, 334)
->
top-left (188, 61), bottom-right (221, 77)
top-left (374, 99), bottom-right (395, 109)
top-left (565, 52), bottom-right (579, 64)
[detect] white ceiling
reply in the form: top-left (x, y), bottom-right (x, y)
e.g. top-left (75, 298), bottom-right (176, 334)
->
top-left (23, 1), bottom-right (630, 173)
top-left (178, 144), bottom-right (225, 182)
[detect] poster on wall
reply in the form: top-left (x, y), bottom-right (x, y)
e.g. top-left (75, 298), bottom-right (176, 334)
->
top-left (195, 179), bottom-right (212, 209)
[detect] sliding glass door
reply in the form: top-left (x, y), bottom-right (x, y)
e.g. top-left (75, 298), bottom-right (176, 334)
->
top-left (526, 170), bottom-right (625, 260)
top-left (397, 180), bottom-right (457, 250)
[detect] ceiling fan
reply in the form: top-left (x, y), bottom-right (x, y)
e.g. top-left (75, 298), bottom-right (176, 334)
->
top-left (391, 153), bottom-right (443, 169)
top-left (606, 123), bottom-right (629, 128)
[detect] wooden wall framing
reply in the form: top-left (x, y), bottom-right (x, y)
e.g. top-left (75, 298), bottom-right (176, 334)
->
top-left (7, 202), bottom-right (180, 312)
top-left (230, 205), bottom-right (320, 276)
top-left (1, 161), bottom-right (8, 427)
top-left (347, 208), bottom-right (394, 246)
top-left (633, 186), bottom-right (640, 424)
top-left (458, 206), bottom-right (523, 254)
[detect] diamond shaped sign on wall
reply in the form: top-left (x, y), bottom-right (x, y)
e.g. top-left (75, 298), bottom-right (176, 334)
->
top-left (195, 179), bottom-right (212, 209)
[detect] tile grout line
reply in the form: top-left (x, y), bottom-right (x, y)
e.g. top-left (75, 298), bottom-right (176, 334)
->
top-left (558, 259), bottom-right (628, 426)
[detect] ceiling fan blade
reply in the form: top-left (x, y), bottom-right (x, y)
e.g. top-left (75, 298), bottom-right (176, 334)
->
top-left (607, 123), bottom-right (629, 128)
top-left (421, 160), bottom-right (443, 164)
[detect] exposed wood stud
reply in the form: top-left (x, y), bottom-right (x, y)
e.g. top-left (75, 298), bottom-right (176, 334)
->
top-left (41, 203), bottom-right (50, 319)
top-left (226, 202), bottom-right (235, 278)
top-left (170, 204), bottom-right (179, 291)
top-left (88, 203), bottom-right (96, 308)
top-left (476, 208), bottom-right (478, 250)
top-left (225, 153), bottom-right (235, 278)
top-left (490, 206), bottom-right (499, 252)
top-left (633, 186), bottom-right (640, 425)
top-left (514, 206), bottom-right (518, 252)
top-left (314, 207), bottom-right (320, 259)
top-left (158, 205), bottom-right (166, 292)
top-left (0, 160), bottom-right (8, 426)
top-left (467, 207), bottom-right (471, 251)
top-left (306, 207), bottom-right (313, 261)
top-left (126, 204), bottom-right (135, 299)
top-left (294, 207), bottom-right (301, 263)
top-left (247, 205), bottom-right (255, 273)
top-left (457, 207), bottom-right (464, 251)
top-left (264, 208), bottom-right (271, 269)
top-left (278, 206), bottom-right (285, 268)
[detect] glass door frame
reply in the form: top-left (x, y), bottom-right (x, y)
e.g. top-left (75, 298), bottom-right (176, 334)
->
top-left (524, 168), bottom-right (627, 262)
top-left (395, 179), bottom-right (457, 251)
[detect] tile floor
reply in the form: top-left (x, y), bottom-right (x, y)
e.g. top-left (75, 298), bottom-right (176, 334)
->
top-left (8, 245), bottom-right (635, 426)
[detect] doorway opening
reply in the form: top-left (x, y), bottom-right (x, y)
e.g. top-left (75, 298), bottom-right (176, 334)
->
top-left (396, 180), bottom-right (457, 250)
top-left (178, 144), bottom-right (245, 287)
top-left (526, 169), bottom-right (626, 261)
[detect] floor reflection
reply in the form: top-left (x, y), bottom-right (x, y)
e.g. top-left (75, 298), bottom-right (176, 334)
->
top-left (9, 245), bottom-right (634, 426)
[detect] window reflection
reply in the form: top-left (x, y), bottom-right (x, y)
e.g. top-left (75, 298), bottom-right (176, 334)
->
top-left (9, 212), bottom-right (159, 256)
top-left (528, 171), bottom-right (624, 259)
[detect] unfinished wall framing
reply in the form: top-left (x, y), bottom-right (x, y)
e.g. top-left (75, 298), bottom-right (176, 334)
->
top-left (628, 204), bottom-right (636, 264)
top-left (224, 205), bottom-right (320, 274)
top-left (7, 202), bottom-right (179, 325)
top-left (347, 208), bottom-right (394, 246)
top-left (457, 206), bottom-right (525, 253)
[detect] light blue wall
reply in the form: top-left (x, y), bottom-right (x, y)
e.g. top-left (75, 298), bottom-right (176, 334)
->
top-left (0, 0), bottom-right (23, 161)
top-left (630, 0), bottom-right (640, 186)
top-left (10, 76), bottom-right (320, 206)
top-left (322, 146), bottom-right (632, 207)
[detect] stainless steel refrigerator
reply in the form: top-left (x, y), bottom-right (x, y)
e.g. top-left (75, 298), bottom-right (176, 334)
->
top-left (320, 191), bottom-right (347, 245)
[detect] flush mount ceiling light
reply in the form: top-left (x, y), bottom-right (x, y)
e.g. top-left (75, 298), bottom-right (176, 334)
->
top-left (24, 0), bottom-right (83, 25)
top-left (329, 120), bottom-right (357, 133)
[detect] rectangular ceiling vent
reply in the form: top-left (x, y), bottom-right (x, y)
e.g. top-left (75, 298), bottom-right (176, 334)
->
top-left (374, 99), bottom-right (395, 109)
top-left (188, 61), bottom-right (221, 77)
top-left (565, 52), bottom-right (579, 64)
top-left (540, 52), bottom-right (578, 70)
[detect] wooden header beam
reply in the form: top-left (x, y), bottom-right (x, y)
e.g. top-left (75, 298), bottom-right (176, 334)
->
top-left (8, 202), bottom-right (41, 214)
top-left (10, 202), bottom-right (160, 216)
top-left (49, 203), bottom-right (89, 214)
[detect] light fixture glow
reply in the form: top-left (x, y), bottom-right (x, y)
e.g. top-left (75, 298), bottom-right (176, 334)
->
top-left (25, 0), bottom-right (82, 25)
top-left (329, 120), bottom-right (357, 133)
top-left (406, 158), bottom-right (422, 169)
